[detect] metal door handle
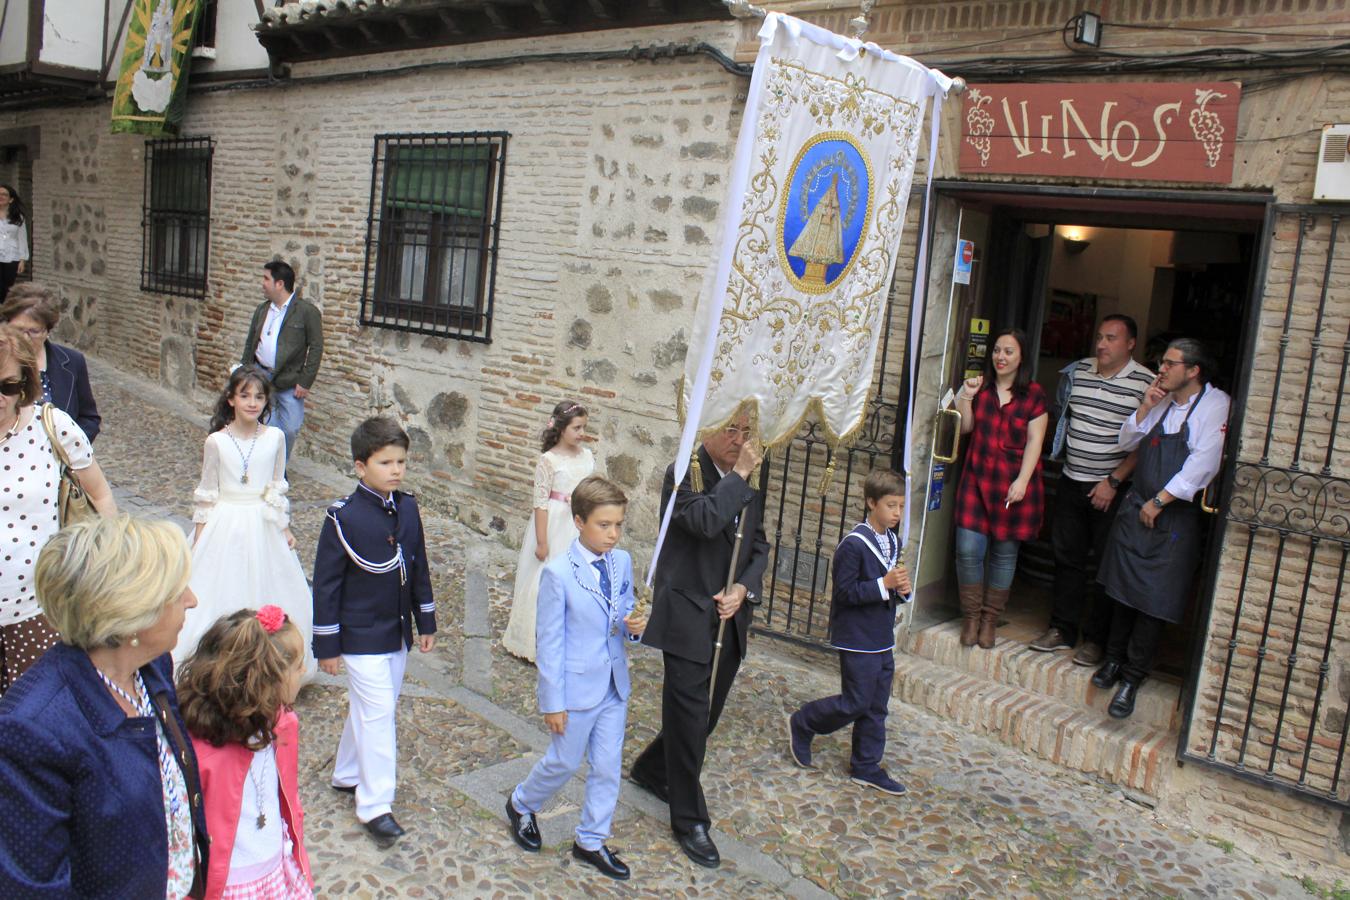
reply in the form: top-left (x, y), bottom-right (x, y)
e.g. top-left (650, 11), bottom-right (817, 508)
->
top-left (933, 408), bottom-right (962, 463)
top-left (1199, 481), bottom-right (1219, 514)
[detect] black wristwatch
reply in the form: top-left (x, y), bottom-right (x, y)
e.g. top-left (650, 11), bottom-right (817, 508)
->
top-left (1107, 475), bottom-right (1122, 490)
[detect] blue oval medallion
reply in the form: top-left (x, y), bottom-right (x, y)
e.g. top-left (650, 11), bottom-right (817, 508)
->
top-left (778, 133), bottom-right (871, 294)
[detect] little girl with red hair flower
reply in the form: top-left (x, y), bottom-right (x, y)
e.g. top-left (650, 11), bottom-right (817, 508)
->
top-left (178, 607), bottom-right (315, 899)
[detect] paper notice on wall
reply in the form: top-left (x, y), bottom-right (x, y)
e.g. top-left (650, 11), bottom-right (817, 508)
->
top-left (954, 239), bottom-right (974, 285)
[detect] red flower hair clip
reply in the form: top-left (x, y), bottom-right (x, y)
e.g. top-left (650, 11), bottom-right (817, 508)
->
top-left (256, 605), bottom-right (287, 634)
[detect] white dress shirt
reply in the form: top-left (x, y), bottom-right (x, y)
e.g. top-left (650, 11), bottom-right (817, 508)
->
top-left (254, 293), bottom-right (294, 369)
top-left (1118, 385), bottom-right (1231, 502)
top-left (0, 220), bottom-right (28, 264)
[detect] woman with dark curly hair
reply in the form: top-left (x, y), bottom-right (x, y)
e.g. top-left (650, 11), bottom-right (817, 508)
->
top-left (0, 184), bottom-right (28, 304)
top-left (501, 400), bottom-right (593, 662)
top-left (178, 607), bottom-right (314, 899)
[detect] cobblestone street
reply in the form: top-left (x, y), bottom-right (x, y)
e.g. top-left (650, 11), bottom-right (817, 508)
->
top-left (95, 357), bottom-right (1306, 899)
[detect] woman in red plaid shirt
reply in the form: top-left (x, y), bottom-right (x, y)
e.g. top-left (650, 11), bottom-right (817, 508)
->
top-left (952, 329), bottom-right (1048, 650)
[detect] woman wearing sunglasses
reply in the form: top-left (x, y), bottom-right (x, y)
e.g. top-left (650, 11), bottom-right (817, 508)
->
top-left (0, 324), bottom-right (116, 694)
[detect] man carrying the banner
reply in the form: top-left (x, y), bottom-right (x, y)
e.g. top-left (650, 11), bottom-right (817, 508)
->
top-left (628, 419), bottom-right (768, 869)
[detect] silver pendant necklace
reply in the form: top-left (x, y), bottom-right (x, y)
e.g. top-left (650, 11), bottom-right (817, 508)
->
top-left (249, 746), bottom-right (270, 829)
top-left (225, 422), bottom-right (260, 484)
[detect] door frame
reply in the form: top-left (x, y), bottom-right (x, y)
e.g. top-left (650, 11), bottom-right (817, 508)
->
top-left (898, 180), bottom-right (1274, 641)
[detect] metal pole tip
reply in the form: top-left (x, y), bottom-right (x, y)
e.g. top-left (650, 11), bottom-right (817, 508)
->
top-left (949, 76), bottom-right (968, 95)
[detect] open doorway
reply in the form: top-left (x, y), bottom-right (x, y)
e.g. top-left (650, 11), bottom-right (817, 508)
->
top-left (913, 185), bottom-right (1264, 686)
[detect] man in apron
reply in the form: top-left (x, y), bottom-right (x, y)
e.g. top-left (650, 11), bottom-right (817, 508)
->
top-left (1093, 339), bottom-right (1231, 719)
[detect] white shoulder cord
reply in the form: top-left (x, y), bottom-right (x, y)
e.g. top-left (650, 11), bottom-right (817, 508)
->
top-left (328, 510), bottom-right (407, 585)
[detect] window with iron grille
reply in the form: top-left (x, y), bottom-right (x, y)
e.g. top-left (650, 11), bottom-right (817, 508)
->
top-left (141, 137), bottom-right (213, 297)
top-left (361, 133), bottom-right (508, 342)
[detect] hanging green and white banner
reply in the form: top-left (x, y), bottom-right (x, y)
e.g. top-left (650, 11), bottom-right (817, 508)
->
top-left (110, 0), bottom-right (203, 136)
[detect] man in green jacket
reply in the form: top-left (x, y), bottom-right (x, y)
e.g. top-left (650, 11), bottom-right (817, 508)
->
top-left (239, 260), bottom-right (324, 460)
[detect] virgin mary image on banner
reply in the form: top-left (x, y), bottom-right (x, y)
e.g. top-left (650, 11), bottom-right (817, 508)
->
top-left (782, 135), bottom-right (871, 294)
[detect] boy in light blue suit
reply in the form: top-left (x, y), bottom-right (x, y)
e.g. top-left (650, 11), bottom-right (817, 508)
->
top-left (506, 475), bottom-right (647, 880)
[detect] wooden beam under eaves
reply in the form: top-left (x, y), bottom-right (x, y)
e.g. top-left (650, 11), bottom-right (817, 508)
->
top-left (586, 0), bottom-right (616, 19)
top-left (482, 4), bottom-right (512, 31)
top-left (437, 9), bottom-right (463, 34)
top-left (355, 20), bottom-right (383, 44)
top-left (532, 0), bottom-right (564, 25)
top-left (395, 15), bottom-right (419, 39)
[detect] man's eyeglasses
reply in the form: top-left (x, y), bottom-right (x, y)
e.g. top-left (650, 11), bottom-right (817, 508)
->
top-left (1157, 357), bottom-right (1190, 370)
top-left (0, 378), bottom-right (27, 396)
top-left (721, 426), bottom-right (753, 439)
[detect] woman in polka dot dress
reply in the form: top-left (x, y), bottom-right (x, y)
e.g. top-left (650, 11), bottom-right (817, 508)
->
top-left (0, 324), bottom-right (116, 694)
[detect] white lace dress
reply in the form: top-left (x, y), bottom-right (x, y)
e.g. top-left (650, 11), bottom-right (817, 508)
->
top-left (501, 447), bottom-right (594, 662)
top-left (173, 426), bottom-right (315, 679)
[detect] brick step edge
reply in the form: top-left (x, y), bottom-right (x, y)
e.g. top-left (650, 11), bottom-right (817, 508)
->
top-left (893, 653), bottom-right (1175, 797)
top-left (904, 621), bottom-right (1180, 734)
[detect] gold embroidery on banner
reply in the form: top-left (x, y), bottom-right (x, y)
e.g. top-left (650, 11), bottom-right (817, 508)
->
top-left (689, 56), bottom-right (925, 451)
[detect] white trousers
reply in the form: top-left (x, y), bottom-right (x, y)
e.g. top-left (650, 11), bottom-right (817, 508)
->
top-left (511, 681), bottom-right (628, 851)
top-left (333, 648), bottom-right (407, 822)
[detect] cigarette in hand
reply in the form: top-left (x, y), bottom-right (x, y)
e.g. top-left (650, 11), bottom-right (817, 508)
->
top-left (1005, 500), bottom-right (1011, 509)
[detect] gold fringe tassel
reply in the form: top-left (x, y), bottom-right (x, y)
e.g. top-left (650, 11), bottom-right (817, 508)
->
top-left (690, 450), bottom-right (704, 492)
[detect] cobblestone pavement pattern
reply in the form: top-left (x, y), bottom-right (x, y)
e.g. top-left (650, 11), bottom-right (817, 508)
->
top-left (91, 359), bottom-right (1304, 898)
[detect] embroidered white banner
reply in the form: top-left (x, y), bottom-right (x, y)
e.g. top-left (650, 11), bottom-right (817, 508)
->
top-left (649, 14), bottom-right (950, 581)
top-left (676, 14), bottom-right (949, 454)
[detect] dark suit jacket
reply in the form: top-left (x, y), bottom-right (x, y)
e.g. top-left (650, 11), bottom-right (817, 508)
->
top-left (0, 645), bottom-right (208, 899)
top-left (311, 486), bottom-right (437, 659)
top-left (239, 295), bottom-right (324, 392)
top-left (45, 340), bottom-right (100, 442)
top-left (641, 445), bottom-right (770, 665)
top-left (828, 524), bottom-right (907, 652)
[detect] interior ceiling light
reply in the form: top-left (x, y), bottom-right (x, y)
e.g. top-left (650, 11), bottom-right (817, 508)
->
top-left (1073, 11), bottom-right (1103, 48)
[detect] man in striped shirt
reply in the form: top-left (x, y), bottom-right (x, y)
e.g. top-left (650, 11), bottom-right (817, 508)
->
top-left (1030, 315), bottom-right (1155, 664)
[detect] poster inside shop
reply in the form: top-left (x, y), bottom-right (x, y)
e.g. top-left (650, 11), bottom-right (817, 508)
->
top-left (965, 317), bottom-right (990, 379)
top-left (111, 0), bottom-right (204, 136)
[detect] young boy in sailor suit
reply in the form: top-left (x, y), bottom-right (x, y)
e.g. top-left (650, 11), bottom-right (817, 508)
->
top-left (787, 469), bottom-right (913, 795)
top-left (312, 417), bottom-right (436, 848)
top-left (505, 475), bottom-right (647, 881)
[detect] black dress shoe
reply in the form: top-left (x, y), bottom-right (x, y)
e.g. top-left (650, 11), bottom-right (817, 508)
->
top-left (362, 813), bottom-right (406, 849)
top-left (627, 768), bottom-right (669, 805)
top-left (1092, 661), bottom-right (1123, 689)
top-left (1108, 681), bottom-right (1139, 719)
top-left (331, 782), bottom-right (357, 794)
top-left (571, 843), bottom-right (631, 880)
top-left (675, 824), bottom-right (720, 869)
top-left (505, 797), bottom-right (541, 852)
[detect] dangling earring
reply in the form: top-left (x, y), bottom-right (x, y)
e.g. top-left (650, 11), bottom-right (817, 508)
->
top-left (130, 636), bottom-right (140, 647)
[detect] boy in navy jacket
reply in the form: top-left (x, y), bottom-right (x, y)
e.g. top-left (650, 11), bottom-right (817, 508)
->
top-left (313, 417), bottom-right (436, 847)
top-left (788, 469), bottom-right (912, 795)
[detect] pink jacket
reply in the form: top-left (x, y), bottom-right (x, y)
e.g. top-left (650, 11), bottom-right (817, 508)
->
top-left (191, 709), bottom-right (313, 899)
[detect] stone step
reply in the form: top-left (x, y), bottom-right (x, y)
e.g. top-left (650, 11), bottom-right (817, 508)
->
top-left (892, 651), bottom-right (1176, 798)
top-left (904, 620), bottom-right (1181, 734)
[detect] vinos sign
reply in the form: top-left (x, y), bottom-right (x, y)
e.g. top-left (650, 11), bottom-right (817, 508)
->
top-left (958, 82), bottom-right (1240, 184)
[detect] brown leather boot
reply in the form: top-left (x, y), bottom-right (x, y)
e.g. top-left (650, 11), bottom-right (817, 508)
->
top-left (978, 586), bottom-right (1010, 649)
top-left (958, 583), bottom-right (983, 647)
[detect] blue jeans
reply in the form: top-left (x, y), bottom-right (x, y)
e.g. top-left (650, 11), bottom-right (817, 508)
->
top-left (955, 527), bottom-right (1021, 590)
top-left (268, 386), bottom-right (305, 461)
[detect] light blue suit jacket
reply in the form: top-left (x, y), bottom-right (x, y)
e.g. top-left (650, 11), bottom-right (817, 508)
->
top-left (536, 541), bottom-right (639, 714)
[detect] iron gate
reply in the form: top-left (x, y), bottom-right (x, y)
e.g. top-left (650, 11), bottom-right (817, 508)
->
top-left (1180, 204), bottom-right (1350, 808)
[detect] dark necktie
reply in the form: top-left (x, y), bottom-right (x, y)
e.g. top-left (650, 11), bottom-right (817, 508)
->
top-left (591, 558), bottom-right (611, 601)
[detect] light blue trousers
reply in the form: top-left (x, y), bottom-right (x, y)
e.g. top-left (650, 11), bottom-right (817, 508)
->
top-left (511, 682), bottom-right (628, 851)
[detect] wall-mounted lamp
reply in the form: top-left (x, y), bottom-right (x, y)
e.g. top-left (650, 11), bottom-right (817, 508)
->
top-left (1061, 226), bottom-right (1091, 254)
top-left (1072, 11), bottom-right (1103, 48)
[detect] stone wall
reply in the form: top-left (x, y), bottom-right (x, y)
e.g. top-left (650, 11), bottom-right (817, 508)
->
top-left (1, 22), bottom-right (744, 557)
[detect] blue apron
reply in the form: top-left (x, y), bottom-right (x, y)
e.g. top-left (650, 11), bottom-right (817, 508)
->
top-left (1097, 387), bottom-right (1207, 624)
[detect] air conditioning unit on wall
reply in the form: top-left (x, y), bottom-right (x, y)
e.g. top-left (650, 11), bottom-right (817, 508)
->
top-left (1314, 124), bottom-right (1350, 202)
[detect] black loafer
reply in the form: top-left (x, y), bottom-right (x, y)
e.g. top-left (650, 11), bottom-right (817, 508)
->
top-left (1092, 661), bottom-right (1123, 689)
top-left (627, 768), bottom-right (669, 805)
top-left (505, 796), bottom-right (541, 852)
top-left (331, 782), bottom-right (357, 794)
top-left (362, 813), bottom-right (405, 849)
top-left (675, 824), bottom-right (720, 869)
top-left (571, 843), bottom-right (631, 880)
top-left (1108, 681), bottom-right (1139, 719)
